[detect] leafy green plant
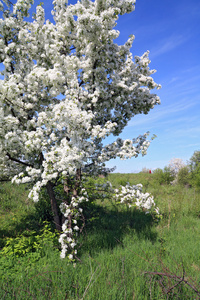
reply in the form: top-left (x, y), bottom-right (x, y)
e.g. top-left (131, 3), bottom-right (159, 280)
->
top-left (0, 222), bottom-right (59, 258)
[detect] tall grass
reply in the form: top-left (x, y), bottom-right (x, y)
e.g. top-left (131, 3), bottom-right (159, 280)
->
top-left (1, 174), bottom-right (200, 299)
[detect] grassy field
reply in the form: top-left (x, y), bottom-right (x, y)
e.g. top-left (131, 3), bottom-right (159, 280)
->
top-left (0, 173), bottom-right (200, 299)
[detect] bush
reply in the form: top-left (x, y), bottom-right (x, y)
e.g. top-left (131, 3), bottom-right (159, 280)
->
top-left (0, 221), bottom-right (59, 258)
top-left (177, 166), bottom-right (190, 186)
top-left (153, 167), bottom-right (175, 185)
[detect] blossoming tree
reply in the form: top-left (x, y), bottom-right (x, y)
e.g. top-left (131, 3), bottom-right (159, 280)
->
top-left (0, 0), bottom-right (160, 259)
top-left (168, 158), bottom-right (185, 177)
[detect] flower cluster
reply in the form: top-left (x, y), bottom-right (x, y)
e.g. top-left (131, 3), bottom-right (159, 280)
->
top-left (114, 183), bottom-right (160, 216)
top-left (59, 188), bottom-right (89, 260)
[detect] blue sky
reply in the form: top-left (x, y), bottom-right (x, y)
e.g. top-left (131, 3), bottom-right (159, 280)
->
top-left (106, 0), bottom-right (200, 172)
top-left (1, 0), bottom-right (200, 173)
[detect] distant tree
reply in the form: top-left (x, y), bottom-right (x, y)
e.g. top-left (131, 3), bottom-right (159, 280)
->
top-left (168, 158), bottom-right (185, 177)
top-left (188, 151), bottom-right (200, 187)
top-left (141, 167), bottom-right (150, 173)
top-left (189, 151), bottom-right (200, 171)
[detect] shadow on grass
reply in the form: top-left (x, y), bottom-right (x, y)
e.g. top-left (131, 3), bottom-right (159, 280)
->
top-left (78, 203), bottom-right (158, 256)
top-left (0, 199), bottom-right (157, 255)
top-left (0, 200), bottom-right (54, 249)
top-left (0, 215), bottom-right (40, 249)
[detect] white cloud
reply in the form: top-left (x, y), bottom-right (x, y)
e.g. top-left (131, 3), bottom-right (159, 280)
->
top-left (150, 34), bottom-right (188, 58)
top-left (128, 99), bottom-right (197, 128)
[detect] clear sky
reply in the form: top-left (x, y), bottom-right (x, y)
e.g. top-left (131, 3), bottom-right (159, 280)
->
top-left (107, 0), bottom-right (200, 173)
top-left (2, 0), bottom-right (200, 173)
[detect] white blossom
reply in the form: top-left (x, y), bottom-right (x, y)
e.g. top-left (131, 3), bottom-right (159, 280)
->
top-left (113, 183), bottom-right (160, 216)
top-left (168, 158), bottom-right (185, 177)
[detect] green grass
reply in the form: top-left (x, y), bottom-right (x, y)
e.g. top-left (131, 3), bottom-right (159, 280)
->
top-left (0, 182), bottom-right (35, 247)
top-left (0, 174), bottom-right (200, 299)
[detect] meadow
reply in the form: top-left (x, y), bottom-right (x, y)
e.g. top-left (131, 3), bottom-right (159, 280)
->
top-left (0, 172), bottom-right (200, 299)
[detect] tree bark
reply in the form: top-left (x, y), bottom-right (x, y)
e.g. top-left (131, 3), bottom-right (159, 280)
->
top-left (73, 168), bottom-right (81, 197)
top-left (46, 181), bottom-right (62, 231)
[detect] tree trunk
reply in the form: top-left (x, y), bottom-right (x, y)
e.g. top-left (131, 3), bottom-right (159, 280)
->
top-left (73, 168), bottom-right (82, 197)
top-left (46, 181), bottom-right (62, 231)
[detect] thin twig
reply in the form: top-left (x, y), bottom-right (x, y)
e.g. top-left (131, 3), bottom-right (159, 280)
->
top-left (145, 271), bottom-right (200, 297)
top-left (81, 265), bottom-right (100, 299)
top-left (121, 257), bottom-right (127, 300)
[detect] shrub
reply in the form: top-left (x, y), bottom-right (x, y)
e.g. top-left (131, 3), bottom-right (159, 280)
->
top-left (177, 166), bottom-right (190, 186)
top-left (0, 221), bottom-right (59, 258)
top-left (153, 167), bottom-right (175, 185)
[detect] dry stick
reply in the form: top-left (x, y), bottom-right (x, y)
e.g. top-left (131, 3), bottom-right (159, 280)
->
top-left (170, 256), bottom-right (200, 290)
top-left (165, 277), bottom-right (185, 294)
top-left (1, 286), bottom-right (11, 300)
top-left (162, 254), bottom-right (200, 294)
top-left (162, 262), bottom-right (185, 295)
top-left (14, 287), bottom-right (36, 300)
top-left (144, 271), bottom-right (200, 297)
top-left (81, 265), bottom-right (100, 300)
top-left (167, 198), bottom-right (171, 230)
top-left (150, 255), bottom-right (200, 296)
top-left (148, 275), bottom-right (154, 300)
top-left (121, 257), bottom-right (127, 300)
top-left (163, 257), bottom-right (200, 297)
top-left (115, 238), bottom-right (200, 297)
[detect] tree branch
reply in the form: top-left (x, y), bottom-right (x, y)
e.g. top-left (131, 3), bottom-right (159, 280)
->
top-left (5, 97), bottom-right (25, 111)
top-left (0, 178), bottom-right (11, 182)
top-left (79, 80), bottom-right (84, 87)
top-left (6, 152), bottom-right (33, 167)
top-left (7, 0), bottom-right (13, 6)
